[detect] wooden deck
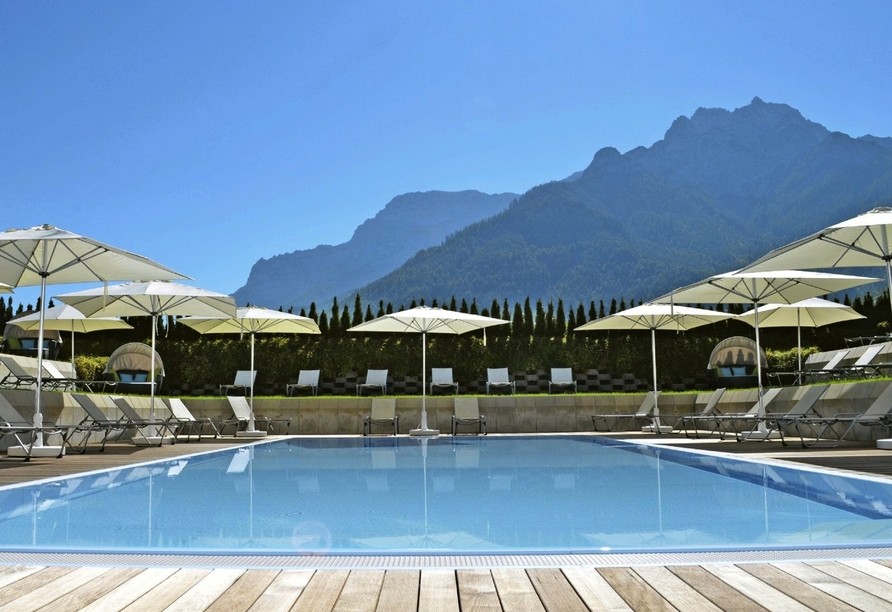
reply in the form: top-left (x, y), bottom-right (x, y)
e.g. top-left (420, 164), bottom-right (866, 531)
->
top-left (3, 435), bottom-right (892, 611)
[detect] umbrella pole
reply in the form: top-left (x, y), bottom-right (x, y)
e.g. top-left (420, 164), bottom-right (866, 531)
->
top-left (70, 328), bottom-right (75, 373)
top-left (249, 333), bottom-right (257, 432)
top-left (148, 315), bottom-right (158, 438)
top-left (650, 327), bottom-right (661, 432)
top-left (410, 331), bottom-right (438, 436)
top-left (797, 309), bottom-right (802, 385)
top-left (33, 275), bottom-right (47, 440)
top-left (751, 301), bottom-right (773, 438)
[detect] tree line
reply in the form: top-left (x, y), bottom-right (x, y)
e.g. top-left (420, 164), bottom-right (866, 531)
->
top-left (2, 291), bottom-right (889, 393)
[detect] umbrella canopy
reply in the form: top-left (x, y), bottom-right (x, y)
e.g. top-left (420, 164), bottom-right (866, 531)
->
top-left (179, 307), bottom-right (321, 433)
top-left (652, 269), bottom-right (877, 436)
top-left (0, 225), bottom-right (187, 447)
top-left (0, 283), bottom-right (11, 293)
top-left (742, 207), bottom-right (892, 315)
top-left (575, 304), bottom-right (730, 431)
top-left (348, 306), bottom-right (509, 436)
top-left (57, 281), bottom-right (236, 410)
top-left (7, 303), bottom-right (132, 370)
top-left (735, 297), bottom-right (865, 374)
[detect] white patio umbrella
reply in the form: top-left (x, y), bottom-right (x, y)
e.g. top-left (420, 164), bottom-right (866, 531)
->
top-left (57, 281), bottom-right (236, 440)
top-left (8, 303), bottom-right (133, 370)
top-left (348, 306), bottom-right (509, 437)
top-left (742, 207), bottom-right (892, 316)
top-left (0, 283), bottom-right (12, 293)
top-left (179, 306), bottom-right (321, 437)
top-left (0, 225), bottom-right (186, 456)
top-left (575, 303), bottom-right (731, 432)
top-left (653, 270), bottom-right (877, 438)
top-left (735, 297), bottom-right (865, 375)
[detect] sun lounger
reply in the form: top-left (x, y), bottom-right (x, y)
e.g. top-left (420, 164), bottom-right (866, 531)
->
top-left (220, 396), bottom-right (291, 435)
top-left (286, 369), bottom-right (320, 397)
top-left (592, 391), bottom-right (658, 432)
top-left (67, 393), bottom-right (139, 453)
top-left (779, 382), bottom-right (892, 447)
top-left (357, 369), bottom-right (388, 396)
top-left (452, 397), bottom-right (486, 435)
top-left (219, 370), bottom-right (256, 396)
top-left (430, 368), bottom-right (459, 395)
top-left (0, 355), bottom-right (38, 389)
top-left (676, 387), bottom-right (726, 436)
top-left (112, 396), bottom-right (176, 446)
top-left (800, 349), bottom-right (850, 383)
top-left (682, 387), bottom-right (782, 440)
top-left (738, 384), bottom-right (830, 444)
top-left (0, 394), bottom-right (68, 460)
top-left (549, 368), bottom-right (577, 394)
top-left (486, 368), bottom-right (515, 395)
top-left (363, 397), bottom-right (398, 436)
top-left (165, 397), bottom-right (219, 441)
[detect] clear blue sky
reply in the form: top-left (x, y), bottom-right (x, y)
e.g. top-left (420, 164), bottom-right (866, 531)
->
top-left (3, 0), bottom-right (892, 306)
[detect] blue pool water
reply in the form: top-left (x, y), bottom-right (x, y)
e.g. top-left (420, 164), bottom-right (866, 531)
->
top-left (1, 435), bottom-right (892, 555)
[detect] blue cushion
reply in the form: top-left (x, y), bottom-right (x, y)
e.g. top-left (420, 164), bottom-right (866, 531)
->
top-left (133, 372), bottom-right (149, 382)
top-left (18, 339), bottom-right (36, 349)
top-left (718, 366), bottom-right (734, 377)
top-left (731, 366), bottom-right (747, 376)
top-left (118, 373), bottom-right (134, 382)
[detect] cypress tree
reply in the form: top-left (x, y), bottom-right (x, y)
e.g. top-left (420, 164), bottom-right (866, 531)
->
top-left (609, 298), bottom-right (617, 315)
top-left (567, 308), bottom-right (576, 335)
top-left (491, 299), bottom-right (500, 319)
top-left (512, 302), bottom-right (523, 336)
top-left (318, 312), bottom-right (329, 335)
top-left (352, 295), bottom-right (363, 326)
top-left (365, 305), bottom-right (374, 321)
top-left (481, 308), bottom-right (490, 317)
top-left (619, 297), bottom-right (626, 312)
top-left (460, 299), bottom-right (469, 313)
top-left (470, 298), bottom-right (479, 315)
top-left (329, 297), bottom-right (341, 337)
top-left (431, 298), bottom-right (438, 307)
top-left (599, 300), bottom-right (606, 318)
top-left (308, 302), bottom-right (318, 322)
top-left (410, 299), bottom-right (417, 309)
top-left (450, 296), bottom-right (457, 311)
top-left (299, 308), bottom-right (306, 317)
top-left (545, 301), bottom-right (555, 336)
top-left (340, 307), bottom-right (351, 331)
top-left (377, 300), bottom-right (385, 317)
top-left (576, 304), bottom-right (586, 326)
top-left (523, 297), bottom-right (534, 337)
top-left (556, 299), bottom-right (566, 337)
top-left (386, 303), bottom-right (394, 314)
top-left (535, 300), bottom-right (546, 336)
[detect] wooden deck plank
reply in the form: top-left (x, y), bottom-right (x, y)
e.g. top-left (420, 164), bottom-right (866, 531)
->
top-left (374, 570), bottom-right (419, 612)
top-left (457, 569), bottom-right (502, 612)
top-left (741, 563), bottom-right (861, 612)
top-left (805, 561), bottom-right (892, 608)
top-left (204, 570), bottom-right (280, 612)
top-left (773, 562), bottom-right (892, 612)
top-left (39, 567), bottom-right (147, 612)
top-left (633, 565), bottom-right (723, 612)
top-left (560, 566), bottom-right (631, 612)
top-left (121, 569), bottom-right (213, 612)
top-left (0, 566), bottom-right (77, 605)
top-left (666, 565), bottom-right (770, 612)
top-left (0, 565), bottom-right (45, 590)
top-left (332, 570), bottom-right (385, 612)
top-left (290, 569), bottom-right (349, 612)
top-left (0, 565), bottom-right (110, 612)
top-left (78, 567), bottom-right (180, 612)
top-left (164, 568), bottom-right (246, 612)
top-left (839, 559), bottom-right (892, 583)
top-left (527, 568), bottom-right (588, 612)
top-left (597, 567), bottom-right (677, 612)
top-left (702, 564), bottom-right (814, 612)
top-left (247, 570), bottom-right (314, 612)
top-left (491, 568), bottom-right (546, 612)
top-left (418, 569), bottom-right (459, 612)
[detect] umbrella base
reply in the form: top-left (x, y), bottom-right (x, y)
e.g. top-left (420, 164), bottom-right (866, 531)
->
top-left (877, 439), bottom-right (892, 450)
top-left (7, 445), bottom-right (64, 458)
top-left (132, 436), bottom-right (175, 447)
top-left (641, 424), bottom-right (674, 434)
top-left (409, 428), bottom-right (440, 437)
top-left (236, 429), bottom-right (268, 438)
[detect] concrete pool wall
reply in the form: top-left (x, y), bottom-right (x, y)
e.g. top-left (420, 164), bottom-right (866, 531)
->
top-left (2, 379), bottom-right (891, 446)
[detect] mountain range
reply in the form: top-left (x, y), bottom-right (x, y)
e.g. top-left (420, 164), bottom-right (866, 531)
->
top-left (234, 97), bottom-right (892, 311)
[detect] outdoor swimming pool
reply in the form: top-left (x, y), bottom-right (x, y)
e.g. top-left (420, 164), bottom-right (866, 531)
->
top-left (1, 435), bottom-right (892, 556)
